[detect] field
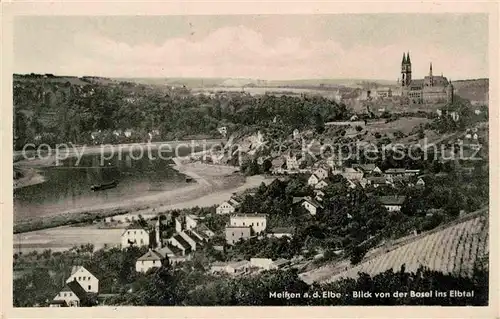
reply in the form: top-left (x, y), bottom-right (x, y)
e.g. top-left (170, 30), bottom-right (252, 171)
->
top-left (13, 224), bottom-right (124, 254)
top-left (300, 210), bottom-right (488, 284)
top-left (366, 117), bottom-right (431, 135)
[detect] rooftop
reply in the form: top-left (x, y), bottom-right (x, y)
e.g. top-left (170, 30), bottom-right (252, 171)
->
top-left (61, 280), bottom-right (88, 301)
top-left (229, 260), bottom-right (250, 269)
top-left (231, 213), bottom-right (267, 218)
top-left (378, 195), bottom-right (406, 206)
top-left (173, 234), bottom-right (191, 250)
top-left (353, 163), bottom-right (377, 171)
top-left (270, 227), bottom-right (295, 234)
top-left (137, 249), bottom-right (164, 261)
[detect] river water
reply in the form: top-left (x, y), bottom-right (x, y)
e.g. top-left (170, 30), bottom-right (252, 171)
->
top-left (13, 146), bottom-right (200, 221)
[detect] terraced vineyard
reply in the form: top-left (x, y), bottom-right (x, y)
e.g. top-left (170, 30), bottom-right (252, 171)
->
top-left (323, 212), bottom-right (488, 283)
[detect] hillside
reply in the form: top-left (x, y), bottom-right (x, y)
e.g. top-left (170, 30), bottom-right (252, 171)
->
top-left (453, 78), bottom-right (489, 104)
top-left (300, 209), bottom-right (488, 284)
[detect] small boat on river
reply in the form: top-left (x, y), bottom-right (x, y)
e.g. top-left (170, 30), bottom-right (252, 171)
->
top-left (90, 180), bottom-right (118, 191)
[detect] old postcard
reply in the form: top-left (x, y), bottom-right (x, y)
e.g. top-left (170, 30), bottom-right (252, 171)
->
top-left (1, 1), bottom-right (498, 318)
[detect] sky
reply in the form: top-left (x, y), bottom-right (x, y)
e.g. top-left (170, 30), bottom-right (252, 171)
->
top-left (14, 14), bottom-right (489, 80)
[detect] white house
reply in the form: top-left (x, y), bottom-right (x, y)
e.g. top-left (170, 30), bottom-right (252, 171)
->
top-left (225, 226), bottom-right (252, 245)
top-left (293, 129), bottom-right (301, 140)
top-left (65, 266), bottom-right (99, 293)
top-left (315, 180), bottom-right (329, 190)
top-left (378, 195), bottom-right (406, 212)
top-left (218, 126), bottom-right (227, 136)
top-left (211, 260), bottom-right (250, 275)
top-left (230, 214), bottom-right (267, 233)
top-left (286, 154), bottom-right (302, 170)
top-left (346, 179), bottom-right (358, 189)
top-left (352, 164), bottom-right (382, 175)
top-left (250, 258), bottom-right (278, 271)
top-left (308, 174), bottom-right (320, 186)
top-left (216, 198), bottom-right (240, 215)
top-left (341, 167), bottom-right (364, 181)
top-left (314, 189), bottom-right (325, 201)
top-left (50, 281), bottom-right (89, 307)
top-left (416, 177), bottom-right (426, 187)
top-left (185, 214), bottom-right (199, 230)
top-left (299, 197), bottom-right (323, 215)
top-left (267, 227), bottom-right (294, 239)
top-left (313, 167), bottom-right (329, 180)
top-left (121, 226), bottom-right (150, 249)
top-left (135, 249), bottom-right (164, 273)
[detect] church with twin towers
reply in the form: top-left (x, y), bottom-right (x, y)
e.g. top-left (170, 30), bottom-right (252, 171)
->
top-left (399, 52), bottom-right (454, 104)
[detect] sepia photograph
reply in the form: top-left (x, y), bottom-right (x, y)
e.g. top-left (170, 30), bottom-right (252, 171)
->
top-left (3, 3), bottom-right (497, 316)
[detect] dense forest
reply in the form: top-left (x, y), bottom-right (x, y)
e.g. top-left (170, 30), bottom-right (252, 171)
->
top-left (13, 76), bottom-right (350, 150)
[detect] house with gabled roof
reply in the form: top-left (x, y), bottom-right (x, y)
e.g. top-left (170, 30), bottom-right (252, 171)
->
top-left (66, 266), bottom-right (99, 293)
top-left (167, 234), bottom-right (192, 255)
top-left (315, 179), bottom-right (329, 190)
top-left (378, 195), bottom-right (406, 212)
top-left (366, 176), bottom-right (391, 188)
top-left (416, 177), bottom-right (426, 187)
top-left (352, 163), bottom-right (382, 175)
top-left (346, 178), bottom-right (361, 189)
top-left (121, 225), bottom-right (150, 249)
top-left (216, 198), bottom-right (241, 215)
top-left (50, 280), bottom-right (90, 307)
top-left (308, 174), bottom-right (320, 186)
top-left (211, 260), bottom-right (250, 275)
top-left (341, 167), bottom-right (364, 181)
top-left (294, 196), bottom-right (323, 215)
top-left (178, 230), bottom-right (204, 251)
top-left (313, 167), bottom-right (329, 180)
top-left (135, 249), bottom-right (164, 273)
top-left (196, 223), bottom-right (215, 239)
top-left (314, 189), bottom-right (326, 201)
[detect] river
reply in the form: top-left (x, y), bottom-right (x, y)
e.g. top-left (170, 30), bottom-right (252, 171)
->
top-left (13, 145), bottom-right (202, 221)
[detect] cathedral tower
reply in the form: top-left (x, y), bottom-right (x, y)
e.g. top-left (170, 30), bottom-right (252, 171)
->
top-left (401, 52), bottom-right (412, 86)
top-left (429, 62), bottom-right (434, 86)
